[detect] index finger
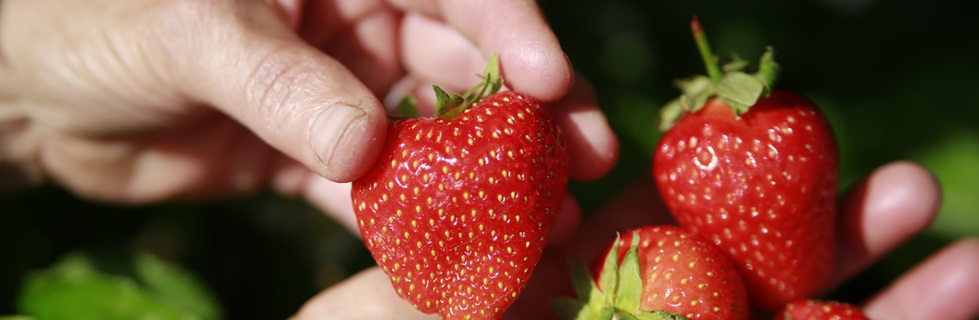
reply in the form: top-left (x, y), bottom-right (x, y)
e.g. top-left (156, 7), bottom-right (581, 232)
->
top-left (394, 0), bottom-right (573, 102)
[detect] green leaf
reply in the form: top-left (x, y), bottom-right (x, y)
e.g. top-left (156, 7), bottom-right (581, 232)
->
top-left (568, 261), bottom-right (595, 301)
top-left (599, 234), bottom-right (621, 306)
top-left (721, 53), bottom-right (749, 73)
top-left (675, 76), bottom-right (714, 113)
top-left (659, 76), bottom-right (714, 131)
top-left (553, 259), bottom-right (616, 320)
top-left (135, 252), bottom-right (222, 320)
top-left (619, 313), bottom-right (640, 320)
top-left (0, 316), bottom-right (37, 320)
top-left (636, 310), bottom-right (688, 320)
top-left (614, 233), bottom-right (643, 314)
top-left (433, 85), bottom-right (466, 119)
top-left (461, 52), bottom-right (504, 105)
top-left (17, 251), bottom-right (221, 320)
top-left (396, 95), bottom-right (420, 118)
top-left (18, 253), bottom-right (193, 320)
top-left (658, 98), bottom-right (684, 132)
top-left (753, 47), bottom-right (780, 91)
top-left (551, 298), bottom-right (586, 320)
top-left (598, 307), bottom-right (616, 320)
top-left (674, 76), bottom-right (714, 97)
top-left (716, 71), bottom-right (765, 115)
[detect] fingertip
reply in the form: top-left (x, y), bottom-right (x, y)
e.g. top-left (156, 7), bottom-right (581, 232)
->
top-left (867, 161), bottom-right (942, 221)
top-left (835, 160), bottom-right (942, 282)
top-left (550, 77), bottom-right (619, 181)
top-left (310, 101), bottom-right (388, 183)
top-left (498, 49), bottom-right (574, 102)
top-left (438, 0), bottom-right (573, 101)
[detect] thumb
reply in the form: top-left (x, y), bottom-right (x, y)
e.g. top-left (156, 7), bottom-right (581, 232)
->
top-left (180, 1), bottom-right (387, 182)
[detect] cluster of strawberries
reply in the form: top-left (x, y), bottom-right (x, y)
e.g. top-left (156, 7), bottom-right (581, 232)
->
top-left (553, 18), bottom-right (868, 320)
top-left (349, 19), bottom-right (870, 320)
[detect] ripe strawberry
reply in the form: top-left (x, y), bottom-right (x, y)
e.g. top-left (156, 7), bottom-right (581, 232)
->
top-left (554, 225), bottom-right (750, 320)
top-left (351, 54), bottom-right (569, 319)
top-left (653, 18), bottom-right (838, 311)
top-left (777, 300), bottom-right (869, 320)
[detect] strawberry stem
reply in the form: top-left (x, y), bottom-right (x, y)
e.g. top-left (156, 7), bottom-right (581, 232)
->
top-left (690, 16), bottom-right (722, 82)
top-left (434, 53), bottom-right (504, 119)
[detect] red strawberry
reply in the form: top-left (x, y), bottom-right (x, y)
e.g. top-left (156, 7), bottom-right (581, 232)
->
top-left (351, 54), bottom-right (569, 319)
top-left (554, 225), bottom-right (750, 320)
top-left (653, 18), bottom-right (838, 311)
top-left (777, 300), bottom-right (869, 320)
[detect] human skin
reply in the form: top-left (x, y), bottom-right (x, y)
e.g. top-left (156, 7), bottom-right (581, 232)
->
top-left (0, 0), bottom-right (617, 239)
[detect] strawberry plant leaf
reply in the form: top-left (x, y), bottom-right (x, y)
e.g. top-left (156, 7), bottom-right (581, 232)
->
top-left (433, 85), bottom-right (467, 119)
top-left (396, 95), bottom-right (420, 118)
top-left (599, 307), bottom-right (616, 320)
top-left (716, 71), bottom-right (764, 115)
top-left (599, 233), bottom-right (621, 306)
top-left (619, 313), bottom-right (640, 320)
top-left (461, 52), bottom-right (503, 106)
top-left (133, 252), bottom-right (222, 320)
top-left (636, 310), bottom-right (688, 320)
top-left (18, 252), bottom-right (200, 320)
top-left (551, 298), bottom-right (586, 320)
top-left (553, 260), bottom-right (610, 320)
top-left (658, 98), bottom-right (684, 132)
top-left (659, 76), bottom-right (713, 131)
top-left (753, 47), bottom-right (780, 91)
top-left (721, 53), bottom-right (749, 73)
top-left (614, 233), bottom-right (643, 314)
top-left (568, 261), bottom-right (594, 301)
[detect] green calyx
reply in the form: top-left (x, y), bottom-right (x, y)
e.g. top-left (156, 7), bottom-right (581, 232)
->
top-left (658, 17), bottom-right (780, 131)
top-left (552, 232), bottom-right (687, 320)
top-left (397, 53), bottom-right (504, 120)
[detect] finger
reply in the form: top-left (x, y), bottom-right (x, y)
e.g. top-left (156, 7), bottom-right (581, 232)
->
top-left (547, 76), bottom-right (619, 181)
top-left (292, 267), bottom-right (437, 320)
top-left (400, 12), bottom-right (486, 95)
top-left (438, 0), bottom-right (573, 102)
top-left (40, 117), bottom-right (279, 202)
top-left (386, 0), bottom-right (440, 17)
top-left (297, 0), bottom-right (403, 95)
top-left (862, 238), bottom-right (979, 320)
top-left (832, 161), bottom-right (942, 285)
top-left (400, 0), bottom-right (573, 102)
top-left (180, 0), bottom-right (388, 183)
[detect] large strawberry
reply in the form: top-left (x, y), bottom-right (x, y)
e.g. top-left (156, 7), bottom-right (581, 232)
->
top-left (776, 300), bottom-right (869, 320)
top-left (554, 225), bottom-right (750, 320)
top-left (351, 54), bottom-right (569, 319)
top-left (653, 18), bottom-right (839, 311)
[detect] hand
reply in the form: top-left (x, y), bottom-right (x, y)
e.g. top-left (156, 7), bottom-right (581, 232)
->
top-left (0, 0), bottom-right (617, 234)
top-left (293, 161), bottom-right (979, 319)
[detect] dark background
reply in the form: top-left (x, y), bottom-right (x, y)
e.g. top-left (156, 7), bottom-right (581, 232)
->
top-left (2, 0), bottom-right (978, 318)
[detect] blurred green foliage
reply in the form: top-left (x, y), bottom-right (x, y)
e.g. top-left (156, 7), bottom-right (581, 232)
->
top-left (18, 251), bottom-right (220, 320)
top-left (2, 0), bottom-right (978, 318)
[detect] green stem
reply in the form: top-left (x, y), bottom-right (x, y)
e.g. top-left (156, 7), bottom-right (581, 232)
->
top-left (690, 16), bottom-right (722, 82)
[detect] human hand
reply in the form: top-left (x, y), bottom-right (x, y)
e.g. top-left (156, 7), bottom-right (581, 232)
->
top-left (0, 0), bottom-right (617, 234)
top-left (293, 161), bottom-right (979, 319)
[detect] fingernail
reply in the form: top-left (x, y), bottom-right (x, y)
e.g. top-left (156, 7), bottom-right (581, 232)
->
top-left (311, 104), bottom-right (367, 180)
